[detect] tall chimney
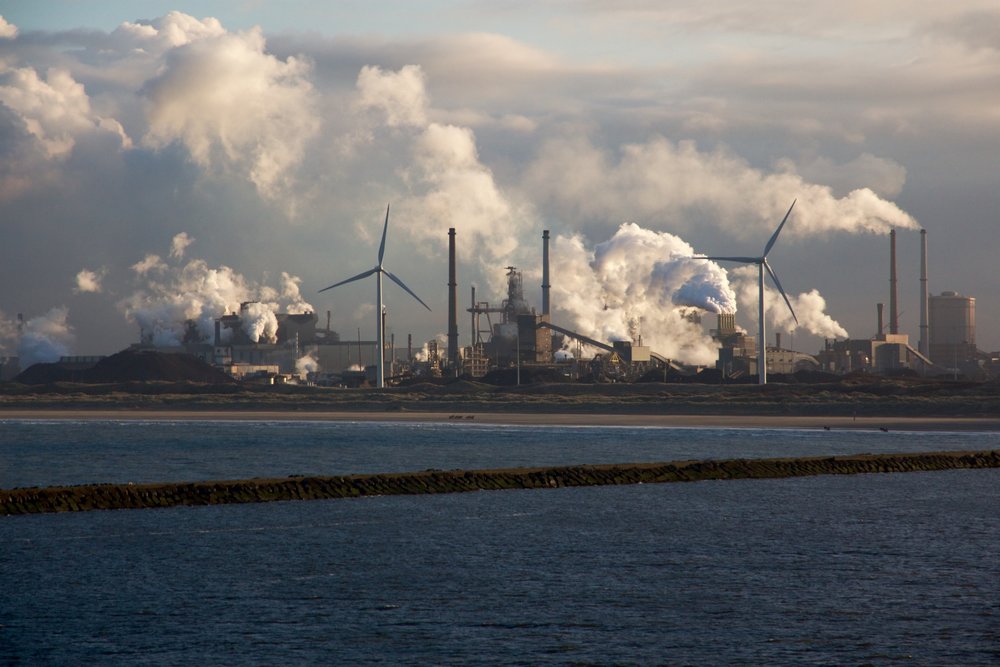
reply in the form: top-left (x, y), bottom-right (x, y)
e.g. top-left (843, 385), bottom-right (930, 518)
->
top-left (919, 229), bottom-right (929, 356)
top-left (775, 332), bottom-right (781, 350)
top-left (470, 285), bottom-right (476, 346)
top-left (889, 229), bottom-right (898, 335)
top-left (407, 333), bottom-right (412, 362)
top-left (877, 303), bottom-right (884, 337)
top-left (447, 228), bottom-right (459, 374)
top-left (326, 310), bottom-right (331, 332)
top-left (542, 230), bottom-right (551, 316)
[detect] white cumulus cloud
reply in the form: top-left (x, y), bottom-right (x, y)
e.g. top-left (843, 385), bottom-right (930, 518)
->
top-left (74, 269), bottom-right (106, 294)
top-left (142, 23), bottom-right (319, 198)
top-left (0, 66), bottom-right (131, 158)
top-left (0, 15), bottom-right (18, 39)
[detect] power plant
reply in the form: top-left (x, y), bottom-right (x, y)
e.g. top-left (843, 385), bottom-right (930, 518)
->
top-left (815, 226), bottom-right (985, 377)
top-left (5, 206), bottom-right (997, 385)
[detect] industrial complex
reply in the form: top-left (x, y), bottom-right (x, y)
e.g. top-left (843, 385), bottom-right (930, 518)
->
top-left (1, 222), bottom-right (996, 385)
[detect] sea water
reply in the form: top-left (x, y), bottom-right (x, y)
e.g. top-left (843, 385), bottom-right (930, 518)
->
top-left (2, 419), bottom-right (999, 488)
top-left (1, 420), bottom-right (997, 665)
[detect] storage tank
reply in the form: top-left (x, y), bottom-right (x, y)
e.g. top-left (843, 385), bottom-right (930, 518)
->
top-left (928, 291), bottom-right (976, 366)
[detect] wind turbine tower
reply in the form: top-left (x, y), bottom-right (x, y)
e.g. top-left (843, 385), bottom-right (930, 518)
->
top-left (319, 204), bottom-right (431, 389)
top-left (696, 200), bottom-right (799, 385)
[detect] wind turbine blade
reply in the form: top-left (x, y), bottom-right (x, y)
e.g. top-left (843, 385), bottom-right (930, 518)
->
top-left (384, 269), bottom-right (432, 311)
top-left (378, 203), bottom-right (390, 266)
top-left (762, 199), bottom-right (796, 257)
top-left (696, 255), bottom-right (760, 264)
top-left (764, 260), bottom-right (798, 324)
top-left (318, 266), bottom-right (378, 293)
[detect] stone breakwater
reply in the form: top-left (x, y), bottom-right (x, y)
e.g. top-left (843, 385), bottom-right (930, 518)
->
top-left (3, 450), bottom-right (998, 515)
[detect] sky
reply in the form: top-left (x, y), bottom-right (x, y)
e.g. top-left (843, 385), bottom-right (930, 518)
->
top-left (1, 1), bottom-right (998, 367)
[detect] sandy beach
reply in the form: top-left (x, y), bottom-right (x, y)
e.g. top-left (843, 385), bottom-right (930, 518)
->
top-left (4, 409), bottom-right (1000, 431)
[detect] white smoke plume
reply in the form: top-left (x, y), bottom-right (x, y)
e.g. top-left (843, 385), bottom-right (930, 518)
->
top-left (239, 301), bottom-right (278, 344)
top-left (17, 307), bottom-right (74, 368)
top-left (295, 352), bottom-right (319, 377)
top-left (74, 269), bottom-right (105, 294)
top-left (119, 235), bottom-right (314, 346)
top-left (524, 137), bottom-right (919, 238)
top-left (412, 334), bottom-right (448, 363)
top-left (258, 272), bottom-right (313, 315)
top-left (552, 223), bottom-right (736, 365)
top-left (354, 65), bottom-right (532, 287)
top-left (554, 349), bottom-right (575, 361)
top-left (729, 266), bottom-right (849, 339)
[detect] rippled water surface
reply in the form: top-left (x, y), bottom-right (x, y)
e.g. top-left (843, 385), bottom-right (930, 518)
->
top-left (3, 418), bottom-right (999, 487)
top-left (1, 420), bottom-right (997, 665)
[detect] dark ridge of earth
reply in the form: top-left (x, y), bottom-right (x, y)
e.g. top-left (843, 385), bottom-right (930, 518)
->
top-left (14, 350), bottom-right (235, 385)
top-left (2, 450), bottom-right (997, 515)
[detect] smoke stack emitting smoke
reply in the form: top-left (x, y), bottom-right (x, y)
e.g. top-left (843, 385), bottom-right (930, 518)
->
top-left (0, 37), bottom-right (928, 371)
top-left (119, 233), bottom-right (314, 347)
top-left (347, 65), bottom-right (917, 359)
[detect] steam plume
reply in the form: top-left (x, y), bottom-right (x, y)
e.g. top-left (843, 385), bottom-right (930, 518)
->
top-left (295, 352), bottom-right (319, 376)
top-left (552, 223), bottom-right (735, 365)
top-left (16, 307), bottom-right (74, 368)
top-left (729, 266), bottom-right (848, 338)
top-left (353, 65), bottom-right (532, 292)
top-left (524, 137), bottom-right (919, 238)
top-left (119, 234), bottom-right (314, 346)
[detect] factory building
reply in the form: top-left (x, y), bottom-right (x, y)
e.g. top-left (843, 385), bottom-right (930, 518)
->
top-left (713, 313), bottom-right (757, 377)
top-left (467, 265), bottom-right (556, 374)
top-left (713, 314), bottom-right (817, 378)
top-left (928, 291), bottom-right (976, 367)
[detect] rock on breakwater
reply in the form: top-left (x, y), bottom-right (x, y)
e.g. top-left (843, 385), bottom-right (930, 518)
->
top-left (2, 450), bottom-right (998, 515)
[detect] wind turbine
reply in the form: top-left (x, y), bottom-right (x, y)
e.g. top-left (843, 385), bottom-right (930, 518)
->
top-left (319, 204), bottom-right (430, 389)
top-left (695, 200), bottom-right (799, 385)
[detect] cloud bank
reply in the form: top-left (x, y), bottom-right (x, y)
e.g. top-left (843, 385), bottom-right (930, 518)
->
top-left (3, 6), bottom-right (991, 361)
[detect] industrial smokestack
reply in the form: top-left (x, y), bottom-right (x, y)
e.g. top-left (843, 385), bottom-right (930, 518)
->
top-left (877, 303), bottom-right (884, 337)
top-left (889, 229), bottom-right (899, 335)
top-left (470, 286), bottom-right (476, 346)
top-left (448, 228), bottom-right (459, 374)
top-left (919, 229), bottom-right (929, 356)
top-left (542, 230), bottom-right (551, 316)
top-left (775, 332), bottom-right (781, 350)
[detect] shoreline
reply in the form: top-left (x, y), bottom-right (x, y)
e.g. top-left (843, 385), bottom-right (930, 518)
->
top-left (4, 409), bottom-right (1000, 431)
